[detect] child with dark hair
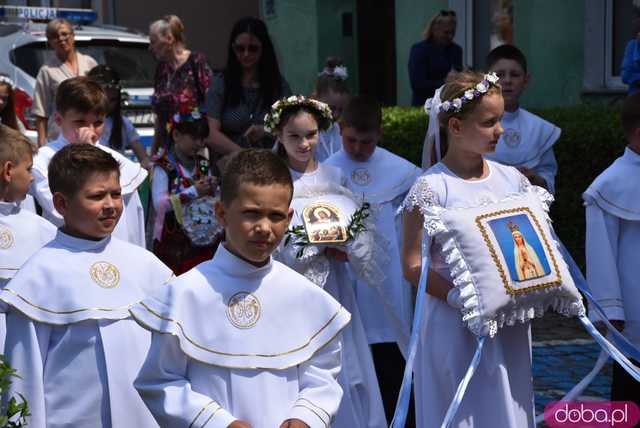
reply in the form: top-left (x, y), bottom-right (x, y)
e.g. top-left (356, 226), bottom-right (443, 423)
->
top-left (30, 76), bottom-right (148, 247)
top-left (267, 95), bottom-right (387, 428)
top-left (151, 105), bottom-right (219, 274)
top-left (484, 44), bottom-right (561, 193)
top-left (584, 93), bottom-right (640, 406)
top-left (312, 58), bottom-right (351, 162)
top-left (133, 148), bottom-right (350, 427)
top-left (1, 143), bottom-right (172, 427)
top-left (88, 65), bottom-right (152, 169)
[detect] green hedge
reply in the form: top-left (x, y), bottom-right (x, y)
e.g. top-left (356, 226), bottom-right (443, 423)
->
top-left (380, 105), bottom-right (627, 268)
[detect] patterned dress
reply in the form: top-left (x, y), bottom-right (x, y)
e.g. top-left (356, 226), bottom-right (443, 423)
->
top-left (152, 52), bottom-right (213, 149)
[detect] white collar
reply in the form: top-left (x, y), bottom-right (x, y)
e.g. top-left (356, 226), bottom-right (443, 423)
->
top-left (217, 243), bottom-right (274, 279)
top-left (56, 229), bottom-right (112, 252)
top-left (0, 201), bottom-right (20, 215)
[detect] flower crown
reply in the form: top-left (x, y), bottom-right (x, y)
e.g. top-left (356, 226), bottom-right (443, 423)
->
top-left (264, 95), bottom-right (333, 134)
top-left (318, 65), bottom-right (348, 81)
top-left (0, 76), bottom-right (15, 88)
top-left (424, 72), bottom-right (500, 115)
top-left (166, 105), bottom-right (207, 134)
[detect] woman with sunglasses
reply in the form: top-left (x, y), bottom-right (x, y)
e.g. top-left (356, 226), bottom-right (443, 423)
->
top-left (32, 19), bottom-right (98, 147)
top-left (408, 10), bottom-right (463, 106)
top-left (205, 17), bottom-right (291, 155)
top-left (149, 15), bottom-right (214, 155)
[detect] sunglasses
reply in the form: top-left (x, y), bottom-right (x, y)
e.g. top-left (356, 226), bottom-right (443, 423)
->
top-left (440, 10), bottom-right (456, 17)
top-left (232, 43), bottom-right (261, 54)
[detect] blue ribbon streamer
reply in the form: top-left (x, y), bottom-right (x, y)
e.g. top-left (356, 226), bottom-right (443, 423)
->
top-left (390, 251), bottom-right (430, 428)
top-left (558, 241), bottom-right (640, 361)
top-left (440, 337), bottom-right (486, 428)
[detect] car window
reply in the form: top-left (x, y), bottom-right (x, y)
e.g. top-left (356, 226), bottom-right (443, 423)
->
top-left (11, 39), bottom-right (156, 87)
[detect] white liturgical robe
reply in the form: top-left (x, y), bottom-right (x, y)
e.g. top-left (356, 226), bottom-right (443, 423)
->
top-left (31, 134), bottom-right (147, 247)
top-left (131, 244), bottom-right (351, 428)
top-left (0, 201), bottom-right (56, 353)
top-left (584, 147), bottom-right (640, 349)
top-left (317, 122), bottom-right (343, 163)
top-left (485, 108), bottom-right (560, 193)
top-left (327, 146), bottom-right (421, 350)
top-left (0, 231), bottom-right (172, 428)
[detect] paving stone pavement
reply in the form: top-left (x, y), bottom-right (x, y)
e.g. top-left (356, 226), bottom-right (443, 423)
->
top-left (532, 313), bottom-right (613, 427)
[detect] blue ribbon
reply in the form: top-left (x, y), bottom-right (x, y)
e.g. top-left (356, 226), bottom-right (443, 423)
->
top-left (440, 337), bottom-right (486, 428)
top-left (558, 241), bottom-right (640, 361)
top-left (390, 251), bottom-right (430, 428)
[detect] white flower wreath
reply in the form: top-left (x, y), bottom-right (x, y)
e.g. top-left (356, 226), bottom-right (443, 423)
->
top-left (264, 95), bottom-right (334, 134)
top-left (424, 72), bottom-right (500, 115)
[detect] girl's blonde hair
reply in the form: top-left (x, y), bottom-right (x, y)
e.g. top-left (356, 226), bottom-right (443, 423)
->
top-left (150, 15), bottom-right (186, 45)
top-left (422, 11), bottom-right (457, 41)
top-left (435, 69), bottom-right (502, 159)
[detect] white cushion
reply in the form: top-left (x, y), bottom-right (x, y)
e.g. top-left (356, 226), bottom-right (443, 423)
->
top-left (423, 188), bottom-right (585, 337)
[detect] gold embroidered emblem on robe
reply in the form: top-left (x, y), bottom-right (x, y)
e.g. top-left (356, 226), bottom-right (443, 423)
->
top-left (226, 292), bottom-right (261, 329)
top-left (89, 261), bottom-right (120, 289)
top-left (0, 225), bottom-right (14, 250)
top-left (503, 128), bottom-right (521, 148)
top-left (351, 168), bottom-right (372, 186)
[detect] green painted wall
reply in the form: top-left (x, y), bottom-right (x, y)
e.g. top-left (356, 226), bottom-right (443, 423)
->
top-left (263, 0), bottom-right (319, 95)
top-left (316, 0), bottom-right (359, 94)
top-left (514, 0), bottom-right (585, 108)
top-left (395, 0), bottom-right (448, 106)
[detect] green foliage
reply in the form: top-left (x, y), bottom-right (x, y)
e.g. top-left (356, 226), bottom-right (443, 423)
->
top-left (380, 105), bottom-right (626, 268)
top-left (0, 356), bottom-right (29, 427)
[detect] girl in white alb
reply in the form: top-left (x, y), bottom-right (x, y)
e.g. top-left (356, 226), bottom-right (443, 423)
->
top-left (267, 95), bottom-right (387, 428)
top-left (403, 71), bottom-right (537, 428)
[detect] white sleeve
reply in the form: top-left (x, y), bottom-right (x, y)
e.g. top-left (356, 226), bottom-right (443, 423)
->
top-left (288, 336), bottom-right (343, 428)
top-left (123, 117), bottom-right (141, 148)
top-left (585, 203), bottom-right (625, 321)
top-left (534, 148), bottom-right (558, 194)
top-left (30, 167), bottom-right (63, 227)
top-left (134, 333), bottom-right (237, 428)
top-left (151, 167), bottom-right (170, 213)
top-left (2, 312), bottom-right (52, 428)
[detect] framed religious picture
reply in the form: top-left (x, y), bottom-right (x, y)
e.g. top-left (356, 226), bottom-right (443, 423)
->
top-left (302, 202), bottom-right (348, 244)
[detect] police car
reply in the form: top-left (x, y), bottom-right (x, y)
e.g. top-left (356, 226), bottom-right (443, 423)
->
top-left (0, 6), bottom-right (156, 152)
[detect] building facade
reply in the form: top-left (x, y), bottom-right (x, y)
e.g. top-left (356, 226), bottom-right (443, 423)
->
top-left (265, 0), bottom-right (631, 108)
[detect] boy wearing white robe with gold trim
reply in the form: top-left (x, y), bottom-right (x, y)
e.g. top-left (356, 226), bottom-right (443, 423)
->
top-left (0, 125), bottom-right (56, 354)
top-left (30, 77), bottom-right (147, 247)
top-left (132, 149), bottom-right (350, 428)
top-left (584, 93), bottom-right (640, 406)
top-left (1, 144), bottom-right (172, 427)
top-left (484, 45), bottom-right (560, 193)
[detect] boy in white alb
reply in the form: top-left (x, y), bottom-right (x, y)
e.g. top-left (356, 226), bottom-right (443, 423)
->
top-left (326, 95), bottom-right (421, 422)
top-left (132, 149), bottom-right (350, 428)
top-left (31, 76), bottom-right (147, 247)
top-left (484, 45), bottom-right (561, 193)
top-left (0, 125), bottom-right (56, 353)
top-left (1, 144), bottom-right (172, 427)
top-left (584, 93), bottom-right (640, 406)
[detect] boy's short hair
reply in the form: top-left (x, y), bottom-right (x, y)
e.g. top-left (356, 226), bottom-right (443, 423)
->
top-left (173, 117), bottom-right (210, 141)
top-left (486, 44), bottom-right (528, 73)
top-left (49, 144), bottom-right (120, 197)
top-left (339, 95), bottom-right (382, 132)
top-left (55, 76), bottom-right (109, 116)
top-left (621, 93), bottom-right (640, 137)
top-left (220, 149), bottom-right (293, 205)
top-left (0, 124), bottom-right (35, 164)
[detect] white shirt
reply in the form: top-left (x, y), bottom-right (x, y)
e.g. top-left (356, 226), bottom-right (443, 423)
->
top-left (1, 230), bottom-right (172, 428)
top-left (485, 108), bottom-right (560, 193)
top-left (584, 147), bottom-right (640, 348)
top-left (31, 134), bottom-right (147, 247)
top-left (131, 244), bottom-right (350, 428)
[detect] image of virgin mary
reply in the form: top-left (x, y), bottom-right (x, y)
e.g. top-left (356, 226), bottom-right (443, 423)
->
top-left (508, 221), bottom-right (546, 281)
